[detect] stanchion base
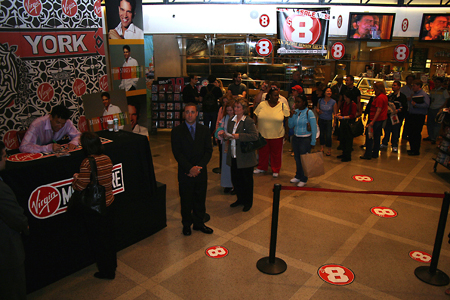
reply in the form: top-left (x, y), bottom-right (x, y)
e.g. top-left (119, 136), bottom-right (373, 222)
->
top-left (257, 257), bottom-right (287, 275)
top-left (415, 266), bottom-right (450, 286)
top-left (212, 167), bottom-right (221, 174)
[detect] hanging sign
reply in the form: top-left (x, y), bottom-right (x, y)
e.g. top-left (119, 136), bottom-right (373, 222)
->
top-left (402, 18), bottom-right (409, 32)
top-left (260, 14), bottom-right (270, 27)
top-left (256, 39), bottom-right (273, 56)
top-left (394, 44), bottom-right (409, 62)
top-left (331, 42), bottom-right (345, 60)
top-left (277, 8), bottom-right (330, 55)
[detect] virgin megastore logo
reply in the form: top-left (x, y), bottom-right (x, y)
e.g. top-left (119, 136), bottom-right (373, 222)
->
top-left (28, 164), bottom-right (124, 219)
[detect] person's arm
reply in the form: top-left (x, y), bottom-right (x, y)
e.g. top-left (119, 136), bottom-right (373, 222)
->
top-left (240, 90), bottom-right (247, 99)
top-left (441, 90), bottom-right (450, 109)
top-left (19, 123), bottom-right (53, 153)
top-left (254, 90), bottom-right (264, 108)
top-left (412, 93), bottom-right (430, 109)
top-left (308, 112), bottom-right (317, 146)
top-left (72, 159), bottom-right (91, 191)
top-left (198, 126), bottom-right (213, 169)
top-left (65, 121), bottom-right (81, 148)
top-left (0, 183), bottom-right (29, 235)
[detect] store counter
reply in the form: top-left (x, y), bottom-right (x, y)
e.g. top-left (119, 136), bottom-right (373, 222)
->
top-left (2, 130), bottom-right (166, 293)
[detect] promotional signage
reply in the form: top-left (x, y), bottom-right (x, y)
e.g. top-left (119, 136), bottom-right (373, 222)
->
top-left (0, 0), bottom-right (107, 149)
top-left (255, 39), bottom-right (273, 56)
top-left (331, 42), bottom-right (345, 60)
top-left (352, 175), bottom-right (374, 182)
top-left (394, 44), bottom-right (410, 62)
top-left (370, 206), bottom-right (398, 218)
top-left (409, 250), bottom-right (431, 263)
top-left (205, 246), bottom-right (229, 258)
top-left (277, 8), bottom-right (330, 55)
top-left (318, 264), bottom-right (355, 285)
top-left (28, 163), bottom-right (125, 219)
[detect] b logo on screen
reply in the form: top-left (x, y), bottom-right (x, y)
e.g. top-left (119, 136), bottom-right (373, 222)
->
top-left (28, 164), bottom-right (125, 219)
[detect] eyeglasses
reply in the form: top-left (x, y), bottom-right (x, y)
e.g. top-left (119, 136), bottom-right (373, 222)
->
top-left (271, 86), bottom-right (278, 90)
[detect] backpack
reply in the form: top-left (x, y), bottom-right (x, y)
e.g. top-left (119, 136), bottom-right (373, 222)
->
top-left (202, 86), bottom-right (218, 112)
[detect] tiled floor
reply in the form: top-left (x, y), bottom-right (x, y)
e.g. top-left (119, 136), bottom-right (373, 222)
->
top-left (29, 129), bottom-right (450, 300)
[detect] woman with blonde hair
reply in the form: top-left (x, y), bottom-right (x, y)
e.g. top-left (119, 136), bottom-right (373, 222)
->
top-left (220, 98), bottom-right (258, 211)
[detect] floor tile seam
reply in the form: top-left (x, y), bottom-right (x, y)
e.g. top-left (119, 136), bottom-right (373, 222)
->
top-left (143, 284), bottom-right (185, 300)
top-left (116, 259), bottom-right (149, 285)
top-left (228, 207), bottom-right (273, 236)
top-left (396, 198), bottom-right (442, 212)
top-left (369, 228), bottom-right (450, 257)
top-left (114, 286), bottom-right (147, 300)
top-left (343, 281), bottom-right (403, 300)
top-left (232, 235), bottom-right (399, 300)
top-left (284, 203), bottom-right (360, 229)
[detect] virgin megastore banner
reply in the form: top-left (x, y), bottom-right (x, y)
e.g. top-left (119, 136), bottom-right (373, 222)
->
top-left (277, 8), bottom-right (330, 55)
top-left (0, 0), bottom-right (107, 149)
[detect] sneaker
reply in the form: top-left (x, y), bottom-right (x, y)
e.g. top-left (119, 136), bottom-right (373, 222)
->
top-left (253, 168), bottom-right (265, 174)
top-left (297, 181), bottom-right (307, 187)
top-left (290, 177), bottom-right (300, 183)
top-left (273, 173), bottom-right (279, 178)
top-left (392, 147), bottom-right (398, 153)
top-left (380, 144), bottom-right (388, 149)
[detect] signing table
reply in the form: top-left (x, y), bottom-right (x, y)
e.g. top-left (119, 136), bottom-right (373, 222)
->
top-left (2, 130), bottom-right (166, 293)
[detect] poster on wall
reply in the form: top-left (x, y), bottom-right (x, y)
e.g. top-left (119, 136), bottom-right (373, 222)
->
top-left (0, 0), bottom-right (107, 149)
top-left (277, 8), bottom-right (330, 55)
top-left (106, 0), bottom-right (146, 95)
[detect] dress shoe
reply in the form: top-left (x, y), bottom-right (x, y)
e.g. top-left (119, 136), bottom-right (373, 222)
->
top-left (193, 225), bottom-right (214, 234)
top-left (341, 158), bottom-right (351, 162)
top-left (230, 200), bottom-right (242, 207)
top-left (230, 189), bottom-right (236, 195)
top-left (182, 226), bottom-right (191, 236)
top-left (243, 206), bottom-right (252, 212)
top-left (94, 272), bottom-right (115, 280)
top-left (223, 187), bottom-right (232, 193)
top-left (337, 155), bottom-right (344, 159)
top-left (360, 156), bottom-right (371, 160)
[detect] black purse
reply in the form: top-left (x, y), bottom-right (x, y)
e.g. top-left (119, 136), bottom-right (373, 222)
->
top-left (240, 132), bottom-right (267, 153)
top-left (68, 157), bottom-right (106, 216)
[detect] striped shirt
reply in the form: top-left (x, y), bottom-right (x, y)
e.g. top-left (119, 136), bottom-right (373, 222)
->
top-left (72, 154), bottom-right (114, 207)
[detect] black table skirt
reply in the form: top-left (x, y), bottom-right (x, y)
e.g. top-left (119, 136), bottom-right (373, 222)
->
top-left (2, 130), bottom-right (166, 293)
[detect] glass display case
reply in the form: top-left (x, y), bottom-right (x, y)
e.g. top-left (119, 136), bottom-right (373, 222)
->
top-left (357, 78), bottom-right (406, 101)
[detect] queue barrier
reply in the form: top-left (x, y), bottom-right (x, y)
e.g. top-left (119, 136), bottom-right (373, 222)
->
top-left (257, 184), bottom-right (450, 286)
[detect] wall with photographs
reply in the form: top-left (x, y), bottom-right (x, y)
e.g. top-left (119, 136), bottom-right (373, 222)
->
top-left (0, 0), bottom-right (107, 150)
top-left (151, 78), bottom-right (186, 130)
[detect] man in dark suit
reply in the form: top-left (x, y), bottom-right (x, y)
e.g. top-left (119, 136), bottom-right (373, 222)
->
top-left (0, 141), bottom-right (29, 300)
top-left (171, 103), bottom-right (213, 236)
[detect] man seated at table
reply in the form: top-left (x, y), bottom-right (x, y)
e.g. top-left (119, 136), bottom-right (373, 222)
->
top-left (19, 105), bottom-right (81, 153)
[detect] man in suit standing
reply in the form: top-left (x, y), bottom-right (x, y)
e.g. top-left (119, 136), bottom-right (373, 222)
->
top-left (0, 141), bottom-right (29, 300)
top-left (171, 103), bottom-right (213, 236)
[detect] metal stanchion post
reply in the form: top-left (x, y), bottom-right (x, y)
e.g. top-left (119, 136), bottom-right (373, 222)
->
top-left (415, 192), bottom-right (450, 286)
top-left (257, 184), bottom-right (287, 275)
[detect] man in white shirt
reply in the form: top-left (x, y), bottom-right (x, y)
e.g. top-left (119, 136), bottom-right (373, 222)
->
top-left (119, 45), bottom-right (139, 91)
top-left (102, 92), bottom-right (122, 116)
top-left (109, 0), bottom-right (144, 39)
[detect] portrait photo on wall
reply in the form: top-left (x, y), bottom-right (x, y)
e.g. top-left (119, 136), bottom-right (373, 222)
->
top-left (347, 13), bottom-right (395, 41)
top-left (419, 14), bottom-right (450, 41)
top-left (127, 94), bottom-right (149, 137)
top-left (105, 0), bottom-right (144, 40)
top-left (110, 44), bottom-right (146, 91)
top-left (82, 90), bottom-right (130, 132)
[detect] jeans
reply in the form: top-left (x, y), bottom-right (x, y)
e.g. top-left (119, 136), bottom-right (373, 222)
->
top-left (427, 108), bottom-right (440, 141)
top-left (364, 120), bottom-right (384, 158)
top-left (382, 117), bottom-right (400, 147)
top-left (319, 118), bottom-right (333, 148)
top-left (292, 136), bottom-right (312, 182)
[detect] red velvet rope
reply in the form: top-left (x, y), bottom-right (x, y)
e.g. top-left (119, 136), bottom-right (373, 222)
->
top-left (280, 186), bottom-right (443, 198)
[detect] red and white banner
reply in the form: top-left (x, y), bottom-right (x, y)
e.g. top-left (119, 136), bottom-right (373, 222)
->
top-left (277, 8), bottom-right (330, 55)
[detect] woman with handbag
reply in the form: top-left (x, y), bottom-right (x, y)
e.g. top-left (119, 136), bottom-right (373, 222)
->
top-left (360, 82), bottom-right (388, 160)
top-left (72, 132), bottom-right (116, 280)
top-left (215, 100), bottom-right (235, 193)
top-left (316, 87), bottom-right (337, 156)
top-left (253, 87), bottom-right (290, 178)
top-left (221, 98), bottom-right (258, 212)
top-left (288, 95), bottom-right (317, 187)
top-left (337, 91), bottom-right (357, 162)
